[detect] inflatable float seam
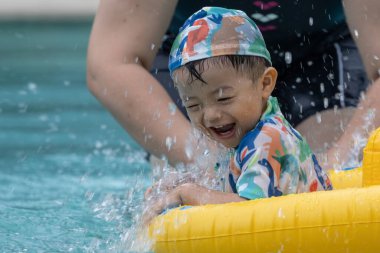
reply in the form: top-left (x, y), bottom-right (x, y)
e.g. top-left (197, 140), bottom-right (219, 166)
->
top-left (155, 221), bottom-right (380, 242)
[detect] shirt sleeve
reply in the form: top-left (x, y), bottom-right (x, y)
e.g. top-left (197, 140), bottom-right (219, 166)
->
top-left (235, 126), bottom-right (284, 200)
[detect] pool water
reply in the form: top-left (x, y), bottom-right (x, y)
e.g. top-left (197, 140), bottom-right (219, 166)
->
top-left (0, 20), bottom-right (151, 252)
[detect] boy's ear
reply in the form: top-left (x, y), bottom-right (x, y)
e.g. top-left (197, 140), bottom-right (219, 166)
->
top-left (260, 67), bottom-right (277, 99)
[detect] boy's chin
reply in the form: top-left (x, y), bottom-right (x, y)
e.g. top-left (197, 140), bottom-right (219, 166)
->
top-left (219, 140), bottom-right (239, 149)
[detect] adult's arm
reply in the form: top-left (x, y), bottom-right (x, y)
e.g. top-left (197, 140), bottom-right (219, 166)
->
top-left (87, 0), bottom-right (195, 166)
top-left (327, 0), bottom-right (380, 168)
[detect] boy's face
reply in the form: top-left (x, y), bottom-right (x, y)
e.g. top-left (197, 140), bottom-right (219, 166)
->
top-left (175, 65), bottom-right (272, 148)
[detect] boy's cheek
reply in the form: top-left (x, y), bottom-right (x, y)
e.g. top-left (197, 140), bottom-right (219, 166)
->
top-left (187, 113), bottom-right (201, 125)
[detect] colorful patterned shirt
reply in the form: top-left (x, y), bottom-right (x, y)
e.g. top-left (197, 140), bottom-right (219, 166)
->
top-left (229, 97), bottom-right (332, 199)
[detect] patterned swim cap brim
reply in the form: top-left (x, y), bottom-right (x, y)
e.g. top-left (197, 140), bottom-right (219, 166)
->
top-left (168, 6), bottom-right (272, 75)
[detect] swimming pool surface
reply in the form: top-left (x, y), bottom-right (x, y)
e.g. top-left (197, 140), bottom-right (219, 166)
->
top-left (0, 20), bottom-right (151, 252)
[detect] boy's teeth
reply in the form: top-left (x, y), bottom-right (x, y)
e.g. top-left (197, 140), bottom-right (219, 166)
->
top-left (211, 123), bottom-right (235, 133)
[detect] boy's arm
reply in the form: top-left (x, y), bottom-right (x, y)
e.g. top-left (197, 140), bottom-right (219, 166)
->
top-left (87, 0), bottom-right (198, 167)
top-left (176, 183), bottom-right (246, 205)
top-left (143, 183), bottom-right (244, 224)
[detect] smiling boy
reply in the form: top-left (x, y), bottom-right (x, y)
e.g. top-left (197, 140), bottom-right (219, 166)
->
top-left (144, 7), bottom-right (332, 223)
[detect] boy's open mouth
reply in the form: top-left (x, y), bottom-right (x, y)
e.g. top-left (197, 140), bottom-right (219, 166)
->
top-left (210, 123), bottom-right (236, 138)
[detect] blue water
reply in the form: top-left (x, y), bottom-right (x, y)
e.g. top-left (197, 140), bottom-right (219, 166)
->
top-left (0, 20), bottom-right (151, 252)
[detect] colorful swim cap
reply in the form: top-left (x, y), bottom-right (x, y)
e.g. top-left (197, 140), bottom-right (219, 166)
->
top-left (169, 6), bottom-right (272, 75)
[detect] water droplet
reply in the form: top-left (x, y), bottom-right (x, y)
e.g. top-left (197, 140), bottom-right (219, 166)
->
top-left (374, 55), bottom-right (379, 61)
top-left (166, 119), bottom-right (174, 129)
top-left (354, 29), bottom-right (359, 38)
top-left (27, 82), bottom-right (37, 92)
top-left (339, 120), bottom-right (344, 133)
top-left (284, 51), bottom-right (292, 64)
top-left (307, 61), bottom-right (313, 66)
top-left (316, 112), bottom-right (322, 123)
top-left (168, 102), bottom-right (176, 115)
top-left (18, 90), bottom-right (27, 96)
top-left (334, 105), bottom-right (338, 114)
top-left (277, 207), bottom-right (286, 218)
top-left (185, 144), bottom-right (193, 159)
top-left (296, 77), bottom-right (302, 83)
top-left (320, 83), bottom-right (325, 93)
top-left (39, 114), bottom-right (48, 121)
top-left (152, 111), bottom-right (161, 120)
top-left (346, 72), bottom-right (351, 81)
top-left (151, 43), bottom-right (155, 50)
top-left (165, 137), bottom-right (173, 150)
top-left (95, 141), bottom-right (103, 149)
top-left (218, 88), bottom-right (223, 97)
top-left (358, 91), bottom-right (366, 102)
top-left (135, 57), bottom-right (139, 63)
top-left (309, 17), bottom-right (314, 26)
top-left (18, 103), bottom-right (28, 113)
top-left (85, 191), bottom-right (95, 201)
top-left (323, 98), bottom-right (329, 108)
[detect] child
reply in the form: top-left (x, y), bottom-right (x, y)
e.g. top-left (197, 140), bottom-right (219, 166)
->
top-left (144, 6), bottom-right (332, 223)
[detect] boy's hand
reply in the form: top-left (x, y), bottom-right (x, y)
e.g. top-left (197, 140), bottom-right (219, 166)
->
top-left (142, 183), bottom-right (245, 226)
top-left (142, 187), bottom-right (183, 226)
top-left (144, 172), bottom-right (196, 200)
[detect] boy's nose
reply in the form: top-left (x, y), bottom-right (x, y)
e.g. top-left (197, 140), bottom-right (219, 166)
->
top-left (202, 106), bottom-right (222, 126)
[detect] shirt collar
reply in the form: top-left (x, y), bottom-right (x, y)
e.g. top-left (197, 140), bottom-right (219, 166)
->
top-left (260, 96), bottom-right (282, 121)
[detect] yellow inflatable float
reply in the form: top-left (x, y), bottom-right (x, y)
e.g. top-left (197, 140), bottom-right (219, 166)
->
top-left (149, 128), bottom-right (380, 253)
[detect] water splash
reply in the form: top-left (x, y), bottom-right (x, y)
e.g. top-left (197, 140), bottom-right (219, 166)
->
top-left (97, 127), bottom-right (231, 252)
top-left (342, 108), bottom-right (376, 168)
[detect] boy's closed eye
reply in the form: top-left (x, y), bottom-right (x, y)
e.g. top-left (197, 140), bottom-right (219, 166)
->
top-left (185, 104), bottom-right (201, 111)
top-left (217, 96), bottom-right (234, 103)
